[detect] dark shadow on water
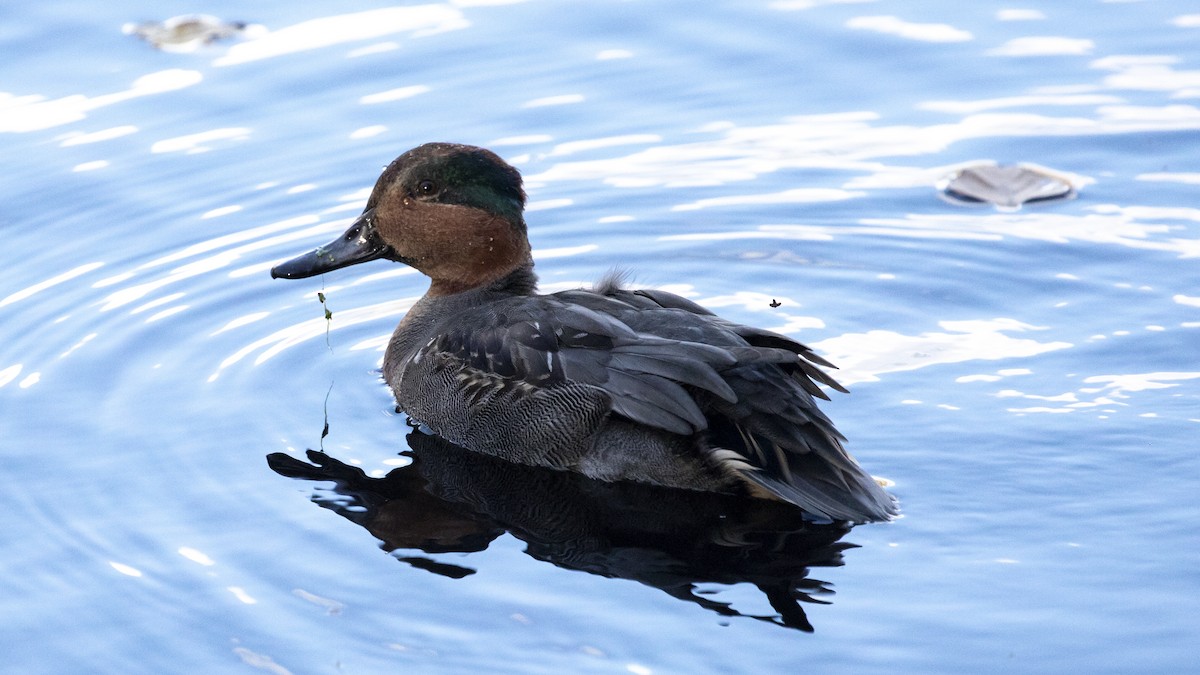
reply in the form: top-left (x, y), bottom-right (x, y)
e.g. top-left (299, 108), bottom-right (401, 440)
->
top-left (267, 430), bottom-right (862, 632)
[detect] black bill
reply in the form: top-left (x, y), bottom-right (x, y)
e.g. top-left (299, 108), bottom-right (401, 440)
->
top-left (270, 209), bottom-right (391, 279)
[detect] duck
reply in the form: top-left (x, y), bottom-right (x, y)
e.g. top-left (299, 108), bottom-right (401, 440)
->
top-left (271, 142), bottom-right (898, 523)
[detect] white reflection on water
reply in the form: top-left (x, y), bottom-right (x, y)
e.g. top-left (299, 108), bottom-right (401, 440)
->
top-left (0, 364), bottom-right (23, 388)
top-left (201, 205), bottom-right (243, 219)
top-left (144, 305), bottom-right (190, 324)
top-left (150, 128), bottom-right (252, 154)
top-left (233, 648), bottom-right (286, 674)
top-left (595, 49), bottom-right (633, 60)
top-left (360, 86), bottom-right (430, 105)
top-left (917, 94), bottom-right (1122, 114)
top-left (227, 587), bottom-right (257, 605)
top-left (526, 198), bottom-right (573, 212)
top-left (350, 125), bottom-right (388, 139)
top-left (522, 94), bottom-right (586, 108)
top-left (660, 208), bottom-right (1200, 257)
top-left (99, 252), bottom-right (235, 312)
top-left (0, 262), bottom-right (105, 309)
top-left (1094, 55), bottom-right (1200, 94)
top-left (348, 42), bottom-right (400, 58)
top-left (59, 333), bottom-right (97, 359)
top-left (490, 134), bottom-right (555, 146)
top-left (293, 588), bottom-right (345, 615)
top-left (534, 244), bottom-right (600, 259)
top-left (812, 319), bottom-right (1072, 385)
top-left (178, 547), bottom-right (216, 567)
top-left (996, 9), bottom-right (1046, 21)
top-left (955, 367), bottom-right (1033, 383)
top-left (1137, 172), bottom-right (1200, 185)
top-left (212, 312), bottom-right (271, 336)
top-left (0, 70), bottom-right (202, 133)
top-left (130, 291), bottom-right (186, 315)
top-left (1000, 371), bottom-right (1200, 415)
top-left (212, 5), bottom-right (472, 67)
top-left (109, 561), bottom-right (143, 578)
top-left (770, 0), bottom-right (880, 10)
top-left (845, 16), bottom-right (973, 43)
top-left (986, 37), bottom-right (1095, 57)
top-left (58, 126), bottom-right (138, 146)
top-left (671, 188), bottom-right (865, 212)
top-left (546, 135), bottom-right (662, 157)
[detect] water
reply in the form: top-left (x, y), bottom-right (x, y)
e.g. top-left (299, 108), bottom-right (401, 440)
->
top-left (3, 1), bottom-right (1199, 672)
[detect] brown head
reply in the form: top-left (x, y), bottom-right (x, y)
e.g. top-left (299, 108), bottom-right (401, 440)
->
top-left (271, 143), bottom-right (532, 295)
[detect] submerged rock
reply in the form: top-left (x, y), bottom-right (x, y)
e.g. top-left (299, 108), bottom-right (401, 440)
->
top-left (937, 162), bottom-right (1078, 211)
top-left (123, 15), bottom-right (261, 52)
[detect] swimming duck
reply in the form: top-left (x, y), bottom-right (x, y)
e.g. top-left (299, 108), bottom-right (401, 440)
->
top-left (271, 142), bottom-right (897, 523)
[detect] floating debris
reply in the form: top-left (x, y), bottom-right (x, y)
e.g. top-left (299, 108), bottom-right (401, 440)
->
top-left (317, 291), bottom-right (333, 321)
top-left (123, 15), bottom-right (260, 52)
top-left (937, 162), bottom-right (1078, 211)
top-left (317, 290), bottom-right (333, 351)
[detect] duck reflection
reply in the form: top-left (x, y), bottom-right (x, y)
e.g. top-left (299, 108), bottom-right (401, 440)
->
top-left (267, 430), bottom-right (863, 632)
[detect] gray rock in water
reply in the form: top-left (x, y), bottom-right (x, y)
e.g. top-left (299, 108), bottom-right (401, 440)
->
top-left (937, 162), bottom-right (1077, 211)
top-left (124, 15), bottom-right (256, 52)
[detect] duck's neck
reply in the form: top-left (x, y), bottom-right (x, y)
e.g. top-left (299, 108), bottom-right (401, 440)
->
top-left (427, 261), bottom-right (537, 298)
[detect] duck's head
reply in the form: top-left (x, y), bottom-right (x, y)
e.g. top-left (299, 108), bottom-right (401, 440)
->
top-left (271, 143), bottom-right (530, 295)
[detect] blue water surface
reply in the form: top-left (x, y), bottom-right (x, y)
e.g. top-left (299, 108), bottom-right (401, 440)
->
top-left (3, 1), bottom-right (1199, 672)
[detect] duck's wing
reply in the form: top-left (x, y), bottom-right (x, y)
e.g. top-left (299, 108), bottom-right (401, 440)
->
top-left (579, 283), bottom-right (897, 522)
top-left (420, 295), bottom-right (742, 436)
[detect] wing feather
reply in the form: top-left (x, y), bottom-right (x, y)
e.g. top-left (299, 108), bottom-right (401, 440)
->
top-left (422, 295), bottom-right (740, 435)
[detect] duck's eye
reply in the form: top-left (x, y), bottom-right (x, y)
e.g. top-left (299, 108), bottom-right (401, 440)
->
top-left (417, 180), bottom-right (438, 196)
